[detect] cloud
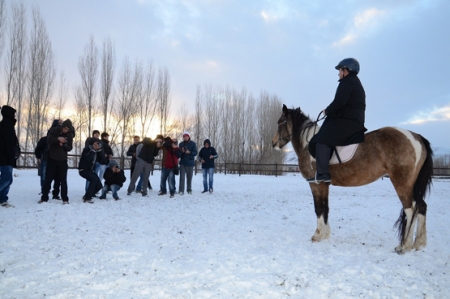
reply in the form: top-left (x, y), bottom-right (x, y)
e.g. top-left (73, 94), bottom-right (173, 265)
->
top-left (259, 1), bottom-right (302, 23)
top-left (402, 104), bottom-right (450, 125)
top-left (333, 8), bottom-right (386, 47)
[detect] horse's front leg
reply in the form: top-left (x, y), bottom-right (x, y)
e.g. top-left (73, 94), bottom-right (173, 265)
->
top-left (310, 184), bottom-right (330, 242)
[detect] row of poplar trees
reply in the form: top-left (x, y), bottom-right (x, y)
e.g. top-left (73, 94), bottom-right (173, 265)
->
top-left (0, 0), bottom-right (285, 166)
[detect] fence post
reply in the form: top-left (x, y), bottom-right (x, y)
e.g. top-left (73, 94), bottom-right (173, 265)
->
top-left (275, 163), bottom-right (278, 177)
top-left (239, 162), bottom-right (241, 177)
top-left (225, 162), bottom-right (227, 175)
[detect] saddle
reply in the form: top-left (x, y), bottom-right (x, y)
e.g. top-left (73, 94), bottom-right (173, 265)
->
top-left (329, 144), bottom-right (359, 165)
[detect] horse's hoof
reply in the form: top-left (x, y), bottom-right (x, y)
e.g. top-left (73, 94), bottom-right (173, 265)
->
top-left (311, 234), bottom-right (322, 242)
top-left (395, 244), bottom-right (413, 254)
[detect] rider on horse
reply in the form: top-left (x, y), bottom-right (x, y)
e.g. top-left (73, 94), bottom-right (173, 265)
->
top-left (307, 58), bottom-right (367, 183)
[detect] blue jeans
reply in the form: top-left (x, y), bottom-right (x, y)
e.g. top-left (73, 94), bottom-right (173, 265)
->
top-left (161, 168), bottom-right (176, 195)
top-left (136, 172), bottom-right (144, 191)
top-left (160, 167), bottom-right (176, 193)
top-left (101, 184), bottom-right (121, 199)
top-left (0, 165), bottom-right (13, 204)
top-left (95, 163), bottom-right (107, 183)
top-left (202, 168), bottom-right (214, 191)
top-left (39, 159), bottom-right (47, 188)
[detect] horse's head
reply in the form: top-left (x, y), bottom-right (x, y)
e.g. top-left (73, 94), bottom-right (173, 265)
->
top-left (272, 104), bottom-right (293, 150)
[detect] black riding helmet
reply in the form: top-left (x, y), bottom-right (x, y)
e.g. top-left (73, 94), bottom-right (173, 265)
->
top-left (335, 58), bottom-right (360, 74)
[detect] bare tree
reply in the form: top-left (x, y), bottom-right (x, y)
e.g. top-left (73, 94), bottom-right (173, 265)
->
top-left (138, 61), bottom-right (158, 137)
top-left (100, 37), bottom-right (115, 132)
top-left (24, 7), bottom-right (56, 153)
top-left (55, 70), bottom-right (67, 120)
top-left (193, 84), bottom-right (203, 147)
top-left (78, 35), bottom-right (98, 136)
top-left (256, 91), bottom-right (283, 163)
top-left (4, 2), bottom-right (27, 141)
top-left (73, 85), bottom-right (89, 153)
top-left (115, 57), bottom-right (140, 165)
top-left (156, 67), bottom-right (171, 135)
top-left (0, 0), bottom-right (6, 63)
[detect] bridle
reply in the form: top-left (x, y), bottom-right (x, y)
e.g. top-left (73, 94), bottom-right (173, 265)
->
top-left (276, 111), bottom-right (326, 144)
top-left (276, 119), bottom-right (293, 143)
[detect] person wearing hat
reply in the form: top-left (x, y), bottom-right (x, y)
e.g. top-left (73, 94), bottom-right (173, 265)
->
top-left (39, 119), bottom-right (74, 204)
top-left (198, 139), bottom-right (218, 194)
top-left (99, 159), bottom-right (126, 200)
top-left (127, 134), bottom-right (163, 197)
top-left (78, 138), bottom-right (103, 203)
top-left (178, 132), bottom-right (197, 195)
top-left (0, 105), bottom-right (20, 208)
top-left (307, 58), bottom-right (367, 184)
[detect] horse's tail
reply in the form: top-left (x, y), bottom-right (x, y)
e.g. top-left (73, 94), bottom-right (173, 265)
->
top-left (395, 135), bottom-right (433, 243)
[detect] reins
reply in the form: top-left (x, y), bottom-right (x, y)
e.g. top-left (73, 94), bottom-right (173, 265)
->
top-left (277, 110), bottom-right (326, 144)
top-left (305, 111), bottom-right (326, 143)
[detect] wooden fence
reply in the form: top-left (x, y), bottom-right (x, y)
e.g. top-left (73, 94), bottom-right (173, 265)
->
top-left (16, 152), bottom-right (450, 177)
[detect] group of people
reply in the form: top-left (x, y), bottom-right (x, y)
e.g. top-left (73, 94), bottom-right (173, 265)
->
top-left (0, 56), bottom-right (366, 207)
top-left (0, 109), bottom-right (219, 207)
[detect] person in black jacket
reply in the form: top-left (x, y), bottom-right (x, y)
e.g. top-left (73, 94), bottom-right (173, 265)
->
top-left (198, 139), bottom-right (218, 193)
top-left (127, 135), bottom-right (162, 197)
top-left (39, 119), bottom-right (74, 204)
top-left (307, 58), bottom-right (367, 183)
top-left (94, 132), bottom-right (113, 185)
top-left (99, 159), bottom-right (126, 200)
top-left (78, 138), bottom-right (103, 203)
top-left (0, 105), bottom-right (20, 208)
top-left (34, 120), bottom-right (61, 198)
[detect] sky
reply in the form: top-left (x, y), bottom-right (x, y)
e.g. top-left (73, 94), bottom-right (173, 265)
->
top-left (1, 169), bottom-right (450, 297)
top-left (4, 0), bottom-right (450, 149)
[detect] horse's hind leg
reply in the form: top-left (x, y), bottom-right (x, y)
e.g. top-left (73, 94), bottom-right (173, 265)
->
top-left (413, 201), bottom-right (427, 250)
top-left (394, 206), bottom-right (415, 254)
top-left (310, 184), bottom-right (330, 242)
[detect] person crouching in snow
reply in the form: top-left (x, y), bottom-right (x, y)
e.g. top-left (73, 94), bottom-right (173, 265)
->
top-left (78, 138), bottom-right (103, 203)
top-left (100, 159), bottom-right (126, 200)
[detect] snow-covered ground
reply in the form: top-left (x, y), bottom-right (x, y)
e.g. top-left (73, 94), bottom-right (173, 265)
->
top-left (1, 169), bottom-right (449, 299)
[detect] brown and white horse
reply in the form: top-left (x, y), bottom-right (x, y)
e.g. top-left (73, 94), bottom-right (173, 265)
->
top-left (272, 105), bottom-right (433, 253)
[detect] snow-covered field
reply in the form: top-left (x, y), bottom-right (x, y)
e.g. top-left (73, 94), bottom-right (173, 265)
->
top-left (1, 169), bottom-right (449, 299)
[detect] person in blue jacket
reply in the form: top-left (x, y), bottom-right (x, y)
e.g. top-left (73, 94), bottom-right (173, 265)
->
top-left (178, 132), bottom-right (197, 195)
top-left (198, 139), bottom-right (218, 193)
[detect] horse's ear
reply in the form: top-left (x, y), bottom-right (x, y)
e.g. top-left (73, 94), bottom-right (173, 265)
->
top-left (282, 104), bottom-right (288, 115)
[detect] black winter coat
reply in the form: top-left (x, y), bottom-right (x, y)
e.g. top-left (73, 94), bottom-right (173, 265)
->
top-left (78, 146), bottom-right (100, 171)
top-left (103, 167), bottom-right (126, 187)
top-left (35, 120), bottom-right (60, 161)
top-left (0, 108), bottom-right (19, 167)
top-left (99, 139), bottom-right (114, 165)
top-left (35, 136), bottom-right (48, 160)
top-left (309, 73), bottom-right (367, 157)
top-left (126, 143), bottom-right (140, 168)
top-left (47, 127), bottom-right (73, 161)
top-left (138, 138), bottom-right (160, 164)
top-left (198, 139), bottom-right (218, 169)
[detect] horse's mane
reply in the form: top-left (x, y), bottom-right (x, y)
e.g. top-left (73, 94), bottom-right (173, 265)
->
top-left (289, 107), bottom-right (318, 148)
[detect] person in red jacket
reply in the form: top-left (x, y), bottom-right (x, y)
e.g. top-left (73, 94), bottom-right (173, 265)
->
top-left (160, 137), bottom-right (181, 198)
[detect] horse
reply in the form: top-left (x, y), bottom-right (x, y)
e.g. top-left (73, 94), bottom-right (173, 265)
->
top-left (272, 104), bottom-right (433, 254)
